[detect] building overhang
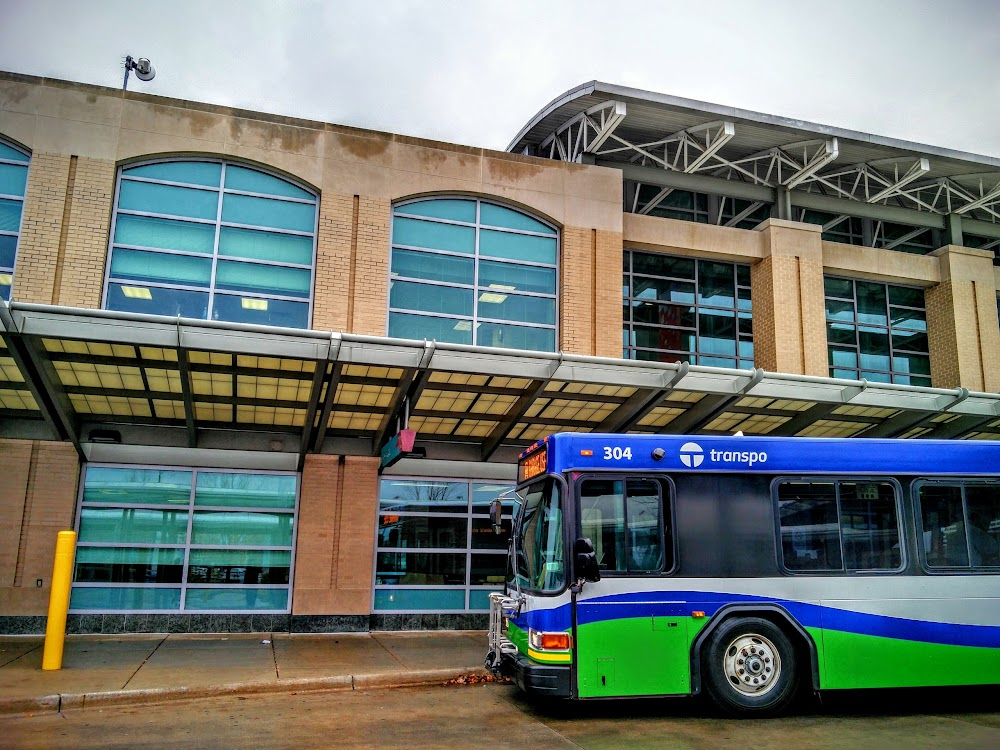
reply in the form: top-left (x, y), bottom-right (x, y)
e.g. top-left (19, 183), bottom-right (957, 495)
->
top-left (1, 300), bottom-right (998, 470)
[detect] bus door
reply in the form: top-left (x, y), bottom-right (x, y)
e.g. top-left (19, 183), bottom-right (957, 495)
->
top-left (574, 476), bottom-right (689, 698)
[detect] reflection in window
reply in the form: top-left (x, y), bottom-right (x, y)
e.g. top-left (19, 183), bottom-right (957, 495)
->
top-left (374, 478), bottom-right (514, 612)
top-left (0, 139), bottom-right (30, 301)
top-left (516, 480), bottom-right (564, 592)
top-left (388, 198), bottom-right (558, 352)
top-left (71, 466), bottom-right (297, 613)
top-left (825, 277), bottom-right (929, 386)
top-left (103, 160), bottom-right (317, 328)
top-left (777, 479), bottom-right (901, 572)
top-left (918, 482), bottom-right (1000, 569)
top-left (624, 250), bottom-right (753, 368)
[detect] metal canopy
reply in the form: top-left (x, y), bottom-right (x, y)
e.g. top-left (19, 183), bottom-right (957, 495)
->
top-left (2, 301), bottom-right (999, 468)
top-left (509, 82), bottom-right (1000, 238)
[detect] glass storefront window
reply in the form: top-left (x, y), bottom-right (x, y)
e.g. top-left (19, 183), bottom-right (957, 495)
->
top-left (373, 477), bottom-right (514, 613)
top-left (825, 276), bottom-right (930, 386)
top-left (71, 466), bottom-right (297, 613)
top-left (623, 250), bottom-right (753, 368)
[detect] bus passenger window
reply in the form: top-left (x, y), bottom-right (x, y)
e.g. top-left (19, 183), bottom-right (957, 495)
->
top-left (777, 482), bottom-right (843, 571)
top-left (965, 486), bottom-right (1000, 567)
top-left (918, 485), bottom-right (970, 568)
top-left (579, 478), bottom-right (667, 574)
top-left (839, 482), bottom-right (901, 570)
top-left (626, 479), bottom-right (664, 572)
top-left (580, 479), bottom-right (625, 572)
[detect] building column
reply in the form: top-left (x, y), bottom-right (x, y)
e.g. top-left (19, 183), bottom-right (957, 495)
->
top-left (925, 245), bottom-right (1000, 392)
top-left (0, 440), bottom-right (80, 618)
top-left (750, 219), bottom-right (828, 376)
top-left (561, 226), bottom-right (623, 357)
top-left (292, 454), bottom-right (379, 626)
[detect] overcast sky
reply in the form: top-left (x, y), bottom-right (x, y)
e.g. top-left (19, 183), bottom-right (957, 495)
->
top-left (1, 0), bottom-right (998, 156)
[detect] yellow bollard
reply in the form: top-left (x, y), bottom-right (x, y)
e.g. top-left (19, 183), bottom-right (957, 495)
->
top-left (42, 530), bottom-right (77, 671)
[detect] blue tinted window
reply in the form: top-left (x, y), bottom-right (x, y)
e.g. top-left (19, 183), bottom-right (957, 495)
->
top-left (389, 199), bottom-right (558, 351)
top-left (0, 163), bottom-right (28, 196)
top-left (123, 161), bottom-right (222, 187)
top-left (479, 229), bottom-right (557, 264)
top-left (224, 165), bottom-right (312, 200)
top-left (0, 142), bottom-right (30, 163)
top-left (0, 198), bottom-right (22, 232)
top-left (118, 180), bottom-right (219, 220)
top-left (391, 280), bottom-right (473, 317)
top-left (106, 283), bottom-right (209, 318)
top-left (114, 214), bottom-right (216, 254)
top-left (219, 226), bottom-right (313, 265)
top-left (222, 194), bottom-right (315, 232)
top-left (215, 260), bottom-right (310, 298)
top-left (391, 248), bottom-right (474, 285)
top-left (388, 312), bottom-right (473, 345)
top-left (212, 294), bottom-right (309, 329)
top-left (73, 465), bottom-right (298, 614)
top-left (396, 199), bottom-right (476, 223)
top-left (110, 248), bottom-right (213, 287)
top-left (393, 216), bottom-right (475, 254)
top-left (0, 235), bottom-right (16, 268)
top-left (106, 160), bottom-right (317, 328)
top-left (480, 203), bottom-right (554, 235)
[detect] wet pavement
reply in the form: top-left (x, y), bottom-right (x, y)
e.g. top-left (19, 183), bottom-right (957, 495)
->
top-left (2, 680), bottom-right (999, 749)
top-left (0, 631), bottom-right (487, 714)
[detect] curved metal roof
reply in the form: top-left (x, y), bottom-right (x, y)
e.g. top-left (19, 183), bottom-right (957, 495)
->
top-left (508, 82), bottom-right (1000, 227)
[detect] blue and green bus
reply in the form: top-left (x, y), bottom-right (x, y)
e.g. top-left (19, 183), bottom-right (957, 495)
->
top-left (485, 433), bottom-right (1000, 716)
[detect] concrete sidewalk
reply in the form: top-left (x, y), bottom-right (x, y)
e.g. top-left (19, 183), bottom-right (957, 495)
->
top-left (0, 631), bottom-right (490, 715)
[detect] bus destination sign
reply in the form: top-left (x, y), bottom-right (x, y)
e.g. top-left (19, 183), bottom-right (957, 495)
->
top-left (518, 445), bottom-right (548, 483)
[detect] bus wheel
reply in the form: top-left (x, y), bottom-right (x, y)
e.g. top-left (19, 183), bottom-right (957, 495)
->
top-left (703, 617), bottom-right (799, 717)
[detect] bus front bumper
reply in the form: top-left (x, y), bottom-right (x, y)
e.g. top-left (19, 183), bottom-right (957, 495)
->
top-left (504, 652), bottom-right (571, 698)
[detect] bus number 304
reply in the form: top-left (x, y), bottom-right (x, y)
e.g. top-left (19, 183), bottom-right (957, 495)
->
top-left (603, 446), bottom-right (632, 460)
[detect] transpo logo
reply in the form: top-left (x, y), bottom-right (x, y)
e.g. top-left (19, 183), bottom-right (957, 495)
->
top-left (679, 442), bottom-right (704, 467)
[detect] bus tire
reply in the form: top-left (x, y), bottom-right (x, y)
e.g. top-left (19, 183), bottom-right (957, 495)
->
top-left (702, 616), bottom-right (799, 717)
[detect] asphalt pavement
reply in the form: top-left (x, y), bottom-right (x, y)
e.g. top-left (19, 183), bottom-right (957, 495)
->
top-left (0, 631), bottom-right (489, 715)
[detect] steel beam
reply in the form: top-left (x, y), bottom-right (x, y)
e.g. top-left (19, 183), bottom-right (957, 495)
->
top-left (480, 379), bottom-right (548, 461)
top-left (16, 336), bottom-right (84, 460)
top-left (297, 364), bottom-right (330, 470)
top-left (311, 363), bottom-right (343, 453)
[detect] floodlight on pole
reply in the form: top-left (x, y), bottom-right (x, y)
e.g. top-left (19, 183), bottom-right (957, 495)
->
top-left (123, 55), bottom-right (155, 91)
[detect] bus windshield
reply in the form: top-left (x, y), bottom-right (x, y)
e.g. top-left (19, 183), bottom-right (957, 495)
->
top-left (515, 478), bottom-right (564, 593)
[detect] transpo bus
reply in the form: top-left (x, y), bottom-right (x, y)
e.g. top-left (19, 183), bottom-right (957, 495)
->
top-left (484, 433), bottom-right (1000, 716)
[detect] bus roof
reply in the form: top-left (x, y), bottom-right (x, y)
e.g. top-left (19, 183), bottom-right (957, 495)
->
top-left (521, 433), bottom-right (1000, 477)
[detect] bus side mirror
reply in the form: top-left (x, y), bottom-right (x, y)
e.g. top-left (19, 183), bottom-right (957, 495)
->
top-left (574, 537), bottom-right (601, 583)
top-left (489, 499), bottom-right (504, 534)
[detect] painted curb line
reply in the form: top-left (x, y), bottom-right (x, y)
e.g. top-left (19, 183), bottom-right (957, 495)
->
top-left (0, 666), bottom-right (489, 716)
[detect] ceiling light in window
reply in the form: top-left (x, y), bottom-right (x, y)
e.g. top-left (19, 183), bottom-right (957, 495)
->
top-left (453, 321), bottom-right (472, 331)
top-left (478, 292), bottom-right (507, 304)
top-left (0, 274), bottom-right (11, 286)
top-left (121, 286), bottom-right (152, 300)
top-left (488, 284), bottom-right (516, 291)
top-left (242, 298), bottom-right (268, 311)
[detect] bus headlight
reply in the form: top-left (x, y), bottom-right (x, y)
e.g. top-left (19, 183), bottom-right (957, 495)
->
top-left (529, 629), bottom-right (571, 651)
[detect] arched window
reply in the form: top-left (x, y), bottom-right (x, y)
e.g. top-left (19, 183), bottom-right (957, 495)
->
top-left (389, 198), bottom-right (559, 352)
top-left (0, 138), bottom-right (30, 301)
top-left (103, 159), bottom-right (318, 329)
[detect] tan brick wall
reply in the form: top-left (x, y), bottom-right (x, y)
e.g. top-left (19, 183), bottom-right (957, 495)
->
top-left (292, 454), bottom-right (379, 615)
top-left (56, 157), bottom-right (115, 308)
top-left (926, 246), bottom-right (1000, 391)
top-left (312, 192), bottom-right (354, 331)
top-left (351, 198), bottom-right (390, 336)
top-left (751, 220), bottom-right (827, 376)
top-left (594, 230), bottom-right (624, 358)
top-left (0, 439), bottom-right (80, 615)
top-left (11, 152), bottom-right (70, 304)
top-left (560, 226), bottom-right (593, 355)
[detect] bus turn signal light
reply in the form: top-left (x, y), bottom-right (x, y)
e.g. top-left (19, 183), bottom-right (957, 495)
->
top-left (541, 633), bottom-right (571, 650)
top-left (692, 611), bottom-right (706, 618)
top-left (580, 449), bottom-right (593, 456)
